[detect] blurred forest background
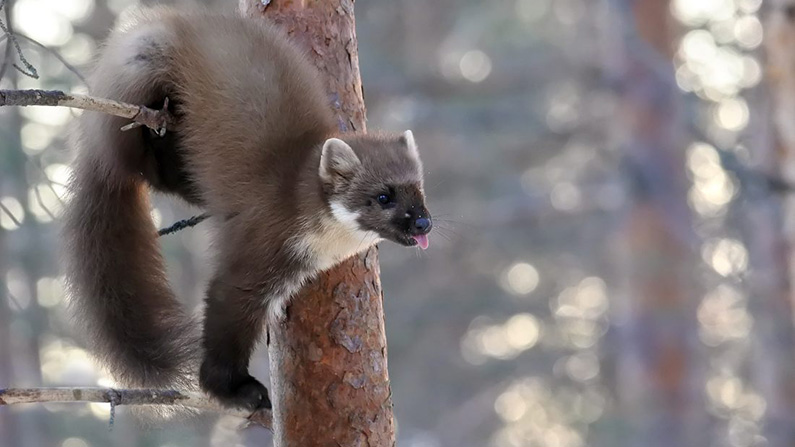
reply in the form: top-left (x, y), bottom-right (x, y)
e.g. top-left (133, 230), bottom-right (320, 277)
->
top-left (2, 0), bottom-right (795, 446)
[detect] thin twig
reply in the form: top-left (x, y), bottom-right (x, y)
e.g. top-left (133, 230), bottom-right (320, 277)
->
top-left (158, 213), bottom-right (211, 237)
top-left (29, 158), bottom-right (66, 205)
top-left (0, 0), bottom-right (37, 79)
top-left (0, 0), bottom-right (12, 82)
top-left (4, 289), bottom-right (22, 311)
top-left (0, 89), bottom-right (175, 135)
top-left (0, 201), bottom-right (21, 227)
top-left (32, 185), bottom-right (57, 221)
top-left (14, 33), bottom-right (87, 85)
top-left (0, 387), bottom-right (273, 429)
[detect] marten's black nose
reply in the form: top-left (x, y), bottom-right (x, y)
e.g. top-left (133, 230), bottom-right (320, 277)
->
top-left (413, 217), bottom-right (432, 234)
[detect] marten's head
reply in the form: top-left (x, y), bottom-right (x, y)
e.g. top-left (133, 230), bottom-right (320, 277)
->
top-left (319, 130), bottom-right (432, 250)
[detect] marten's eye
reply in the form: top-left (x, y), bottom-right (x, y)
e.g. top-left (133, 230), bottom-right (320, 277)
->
top-left (377, 193), bottom-right (392, 205)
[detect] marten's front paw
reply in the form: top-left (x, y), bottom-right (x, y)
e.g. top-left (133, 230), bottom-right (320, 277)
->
top-left (200, 363), bottom-right (271, 411)
top-left (225, 376), bottom-right (271, 411)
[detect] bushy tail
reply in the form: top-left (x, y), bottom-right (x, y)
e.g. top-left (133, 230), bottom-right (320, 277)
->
top-left (63, 167), bottom-right (198, 389)
top-left (61, 10), bottom-right (198, 390)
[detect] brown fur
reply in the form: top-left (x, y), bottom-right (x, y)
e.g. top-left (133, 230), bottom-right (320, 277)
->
top-left (62, 7), bottom-right (430, 411)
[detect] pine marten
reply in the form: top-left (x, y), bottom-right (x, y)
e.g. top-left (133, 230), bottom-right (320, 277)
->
top-left (62, 7), bottom-right (432, 412)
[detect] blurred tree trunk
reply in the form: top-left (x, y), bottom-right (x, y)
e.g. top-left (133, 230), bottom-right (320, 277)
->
top-left (762, 3), bottom-right (795, 441)
top-left (239, 1), bottom-right (396, 446)
top-left (601, 1), bottom-right (705, 446)
top-left (0, 239), bottom-right (18, 447)
top-left (0, 2), bottom-right (36, 445)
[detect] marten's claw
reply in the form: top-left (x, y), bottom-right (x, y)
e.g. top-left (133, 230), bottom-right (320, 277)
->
top-left (228, 377), bottom-right (272, 411)
top-left (200, 363), bottom-right (272, 411)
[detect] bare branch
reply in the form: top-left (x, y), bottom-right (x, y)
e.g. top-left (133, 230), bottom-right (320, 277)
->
top-left (0, 89), bottom-right (176, 134)
top-left (0, 0), bottom-right (38, 79)
top-left (0, 387), bottom-right (272, 429)
top-left (0, 0), bottom-right (12, 82)
top-left (0, 201), bottom-right (21, 227)
top-left (0, 0), bottom-right (85, 84)
top-left (32, 185), bottom-right (57, 221)
top-left (158, 213), bottom-right (211, 237)
top-left (14, 33), bottom-right (87, 85)
top-left (29, 158), bottom-right (67, 204)
top-left (4, 289), bottom-right (22, 311)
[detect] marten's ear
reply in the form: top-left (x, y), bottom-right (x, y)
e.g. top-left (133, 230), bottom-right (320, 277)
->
top-left (402, 130), bottom-right (420, 162)
top-left (320, 138), bottom-right (361, 184)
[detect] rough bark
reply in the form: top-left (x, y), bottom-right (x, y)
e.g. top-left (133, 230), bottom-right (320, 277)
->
top-left (240, 1), bottom-right (396, 446)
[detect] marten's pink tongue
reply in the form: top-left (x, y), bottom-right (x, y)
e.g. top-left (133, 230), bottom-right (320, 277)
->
top-left (412, 234), bottom-right (430, 250)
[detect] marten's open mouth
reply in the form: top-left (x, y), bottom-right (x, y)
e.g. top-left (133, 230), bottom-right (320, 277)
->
top-left (411, 234), bottom-right (429, 250)
top-left (392, 233), bottom-right (430, 250)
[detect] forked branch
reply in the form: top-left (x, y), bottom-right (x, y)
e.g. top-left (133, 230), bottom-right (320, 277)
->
top-left (0, 89), bottom-right (176, 135)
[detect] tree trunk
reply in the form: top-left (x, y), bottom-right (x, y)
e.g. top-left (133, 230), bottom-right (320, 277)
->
top-left (600, 1), bottom-right (705, 445)
top-left (239, 1), bottom-right (396, 446)
top-left (764, 4), bottom-right (795, 441)
top-left (1, 2), bottom-right (37, 444)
